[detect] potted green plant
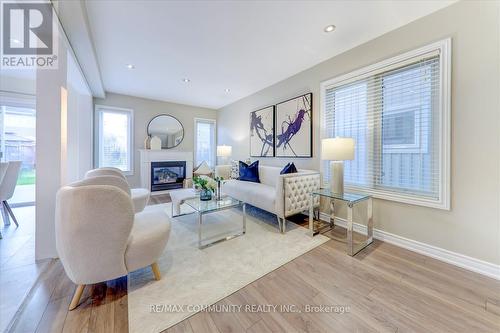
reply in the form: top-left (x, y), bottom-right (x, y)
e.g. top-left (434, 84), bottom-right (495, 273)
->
top-left (193, 175), bottom-right (216, 201)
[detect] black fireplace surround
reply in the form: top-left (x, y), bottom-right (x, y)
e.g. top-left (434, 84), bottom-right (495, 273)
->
top-left (151, 161), bottom-right (186, 191)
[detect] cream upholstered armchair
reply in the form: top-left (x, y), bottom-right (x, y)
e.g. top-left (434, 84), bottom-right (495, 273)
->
top-left (55, 176), bottom-right (170, 310)
top-left (0, 161), bottom-right (22, 227)
top-left (85, 167), bottom-right (150, 213)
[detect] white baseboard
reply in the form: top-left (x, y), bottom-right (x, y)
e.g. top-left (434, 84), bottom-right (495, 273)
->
top-left (319, 213), bottom-right (500, 280)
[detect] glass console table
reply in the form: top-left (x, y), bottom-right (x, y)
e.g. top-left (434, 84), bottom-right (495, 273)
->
top-left (309, 189), bottom-right (373, 256)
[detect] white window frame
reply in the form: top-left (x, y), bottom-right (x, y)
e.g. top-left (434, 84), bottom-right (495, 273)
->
top-left (194, 118), bottom-right (217, 168)
top-left (95, 104), bottom-right (134, 176)
top-left (320, 38), bottom-right (451, 210)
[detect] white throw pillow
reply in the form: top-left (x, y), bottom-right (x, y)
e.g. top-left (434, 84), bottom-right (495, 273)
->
top-left (194, 161), bottom-right (212, 175)
top-left (230, 160), bottom-right (239, 179)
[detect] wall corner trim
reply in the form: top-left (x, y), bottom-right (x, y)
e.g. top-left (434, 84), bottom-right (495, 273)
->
top-left (319, 213), bottom-right (500, 280)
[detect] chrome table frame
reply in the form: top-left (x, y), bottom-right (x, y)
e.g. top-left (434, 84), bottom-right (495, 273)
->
top-left (309, 192), bottom-right (373, 256)
top-left (184, 198), bottom-right (246, 249)
top-left (171, 197), bottom-right (197, 218)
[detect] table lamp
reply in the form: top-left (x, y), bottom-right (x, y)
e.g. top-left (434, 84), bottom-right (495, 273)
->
top-left (321, 137), bottom-right (355, 194)
top-left (217, 145), bottom-right (232, 164)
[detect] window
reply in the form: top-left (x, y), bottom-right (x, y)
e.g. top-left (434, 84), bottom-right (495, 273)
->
top-left (194, 118), bottom-right (216, 168)
top-left (95, 105), bottom-right (133, 174)
top-left (321, 39), bottom-right (450, 209)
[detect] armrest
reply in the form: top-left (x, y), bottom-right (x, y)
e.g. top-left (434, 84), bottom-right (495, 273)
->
top-left (215, 165), bottom-right (231, 179)
top-left (275, 172), bottom-right (320, 219)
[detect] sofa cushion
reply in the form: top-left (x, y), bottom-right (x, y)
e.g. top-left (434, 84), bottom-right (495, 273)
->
top-left (258, 165), bottom-right (282, 187)
top-left (239, 161), bottom-right (260, 183)
top-left (223, 179), bottom-right (275, 214)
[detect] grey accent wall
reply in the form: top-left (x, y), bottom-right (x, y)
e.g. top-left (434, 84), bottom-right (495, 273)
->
top-left (217, 1), bottom-right (500, 265)
top-left (94, 92), bottom-right (217, 187)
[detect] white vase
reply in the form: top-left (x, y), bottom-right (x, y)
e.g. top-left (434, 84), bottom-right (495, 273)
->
top-left (150, 136), bottom-right (162, 150)
top-left (144, 136), bottom-right (151, 149)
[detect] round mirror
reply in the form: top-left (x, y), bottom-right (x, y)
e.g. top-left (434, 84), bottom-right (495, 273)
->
top-left (147, 114), bottom-right (184, 149)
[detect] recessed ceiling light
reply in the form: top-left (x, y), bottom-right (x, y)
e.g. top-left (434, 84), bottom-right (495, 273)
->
top-left (126, 64), bottom-right (135, 69)
top-left (324, 25), bottom-right (336, 33)
top-left (182, 78), bottom-right (191, 83)
top-left (224, 88), bottom-right (230, 93)
top-left (11, 38), bottom-right (21, 44)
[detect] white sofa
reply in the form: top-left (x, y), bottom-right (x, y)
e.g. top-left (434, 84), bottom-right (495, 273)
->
top-left (215, 164), bottom-right (320, 233)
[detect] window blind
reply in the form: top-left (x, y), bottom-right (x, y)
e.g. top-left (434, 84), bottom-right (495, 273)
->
top-left (195, 119), bottom-right (216, 168)
top-left (323, 54), bottom-right (441, 201)
top-left (96, 106), bottom-right (133, 173)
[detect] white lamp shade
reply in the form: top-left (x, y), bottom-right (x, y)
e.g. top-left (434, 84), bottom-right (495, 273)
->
top-left (321, 137), bottom-right (355, 161)
top-left (217, 145), bottom-right (232, 157)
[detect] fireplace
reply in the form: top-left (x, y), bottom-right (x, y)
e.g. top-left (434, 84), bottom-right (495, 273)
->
top-left (150, 161), bottom-right (186, 191)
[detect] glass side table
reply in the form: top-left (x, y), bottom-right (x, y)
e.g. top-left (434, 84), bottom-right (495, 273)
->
top-left (309, 189), bottom-right (373, 256)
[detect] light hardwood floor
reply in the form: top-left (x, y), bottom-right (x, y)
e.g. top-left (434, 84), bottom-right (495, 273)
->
top-left (9, 198), bottom-right (500, 333)
top-left (0, 206), bottom-right (51, 333)
top-left (165, 231), bottom-right (500, 333)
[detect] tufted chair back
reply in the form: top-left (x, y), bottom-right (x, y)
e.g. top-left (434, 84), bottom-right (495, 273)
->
top-left (72, 175), bottom-right (131, 196)
top-left (85, 167), bottom-right (127, 181)
top-left (55, 182), bottom-right (135, 285)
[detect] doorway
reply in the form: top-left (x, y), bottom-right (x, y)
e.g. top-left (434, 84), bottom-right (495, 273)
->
top-left (0, 95), bottom-right (36, 207)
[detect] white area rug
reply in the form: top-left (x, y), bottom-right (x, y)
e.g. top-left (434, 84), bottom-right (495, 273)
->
top-left (128, 203), bottom-right (329, 333)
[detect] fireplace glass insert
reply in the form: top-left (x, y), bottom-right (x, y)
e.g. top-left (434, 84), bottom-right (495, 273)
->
top-left (151, 161), bottom-right (186, 191)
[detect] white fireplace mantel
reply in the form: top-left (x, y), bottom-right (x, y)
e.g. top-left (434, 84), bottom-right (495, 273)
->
top-left (139, 149), bottom-right (193, 193)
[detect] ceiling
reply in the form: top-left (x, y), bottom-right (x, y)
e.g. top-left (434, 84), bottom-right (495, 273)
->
top-left (84, 0), bottom-right (454, 109)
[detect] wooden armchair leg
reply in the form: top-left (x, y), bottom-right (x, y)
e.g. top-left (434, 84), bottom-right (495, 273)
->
top-left (151, 262), bottom-right (161, 281)
top-left (69, 285), bottom-right (85, 311)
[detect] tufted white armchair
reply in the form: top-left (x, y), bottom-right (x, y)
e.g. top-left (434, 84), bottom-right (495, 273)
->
top-left (216, 165), bottom-right (320, 233)
top-left (55, 176), bottom-right (170, 310)
top-left (85, 167), bottom-right (150, 213)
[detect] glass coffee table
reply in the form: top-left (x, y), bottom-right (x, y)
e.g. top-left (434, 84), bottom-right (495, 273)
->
top-left (183, 195), bottom-right (246, 249)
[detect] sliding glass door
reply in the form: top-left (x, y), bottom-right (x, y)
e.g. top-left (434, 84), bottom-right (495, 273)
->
top-left (0, 97), bottom-right (36, 206)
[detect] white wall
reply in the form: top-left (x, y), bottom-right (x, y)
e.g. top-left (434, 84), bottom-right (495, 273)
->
top-left (36, 36), bottom-right (68, 260)
top-left (217, 1), bottom-right (500, 265)
top-left (93, 92), bottom-right (217, 187)
top-left (77, 94), bottom-right (93, 179)
top-left (67, 52), bottom-right (93, 182)
top-left (36, 35), bottom-right (93, 260)
top-left (0, 74), bottom-right (36, 95)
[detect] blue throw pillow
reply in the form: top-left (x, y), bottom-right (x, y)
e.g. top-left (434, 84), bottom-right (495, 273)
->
top-left (280, 162), bottom-right (298, 175)
top-left (239, 160), bottom-right (260, 183)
